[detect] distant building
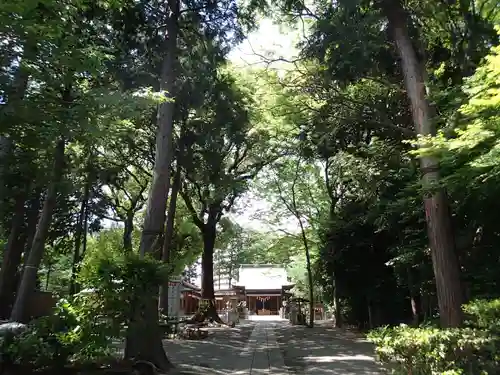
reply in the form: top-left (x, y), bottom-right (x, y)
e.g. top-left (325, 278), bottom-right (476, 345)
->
top-left (214, 264), bottom-right (294, 315)
top-left (168, 263), bottom-right (295, 317)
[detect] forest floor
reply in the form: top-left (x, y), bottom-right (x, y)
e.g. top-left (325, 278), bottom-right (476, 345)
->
top-left (163, 317), bottom-right (385, 374)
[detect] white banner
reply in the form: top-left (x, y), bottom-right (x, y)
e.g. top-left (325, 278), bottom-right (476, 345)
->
top-left (167, 278), bottom-right (182, 318)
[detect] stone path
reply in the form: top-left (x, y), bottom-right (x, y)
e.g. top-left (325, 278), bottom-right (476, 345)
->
top-left (275, 321), bottom-right (384, 375)
top-left (163, 319), bottom-right (385, 374)
top-left (235, 322), bottom-right (288, 374)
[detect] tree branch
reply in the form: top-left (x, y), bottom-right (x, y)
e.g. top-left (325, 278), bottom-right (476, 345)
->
top-left (179, 184), bottom-right (204, 229)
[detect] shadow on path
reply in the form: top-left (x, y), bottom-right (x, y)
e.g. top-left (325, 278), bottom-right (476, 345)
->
top-left (275, 321), bottom-right (384, 375)
top-left (163, 322), bottom-right (255, 374)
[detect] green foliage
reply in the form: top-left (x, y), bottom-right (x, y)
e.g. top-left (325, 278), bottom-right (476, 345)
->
top-left (2, 252), bottom-right (168, 368)
top-left (463, 299), bottom-right (500, 333)
top-left (413, 29), bottom-right (500, 169)
top-left (254, 0), bottom-right (500, 332)
top-left (79, 229), bottom-right (128, 275)
top-left (2, 0), bottom-right (500, 369)
top-left (74, 253), bottom-right (167, 361)
top-left (1, 300), bottom-right (91, 368)
top-left (368, 299), bottom-right (500, 375)
top-left (286, 251), bottom-right (322, 299)
top-left (79, 252), bottom-right (167, 323)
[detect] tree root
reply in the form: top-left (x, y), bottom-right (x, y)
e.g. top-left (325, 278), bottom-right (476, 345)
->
top-left (184, 301), bottom-right (235, 327)
top-left (178, 326), bottom-right (209, 340)
top-left (125, 337), bottom-right (173, 373)
top-left (132, 360), bottom-right (161, 375)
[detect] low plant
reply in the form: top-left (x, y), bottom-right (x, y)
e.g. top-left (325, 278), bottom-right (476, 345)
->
top-left (0, 300), bottom-right (81, 369)
top-left (463, 298), bottom-right (500, 332)
top-left (367, 299), bottom-right (500, 375)
top-left (1, 253), bottom-right (168, 371)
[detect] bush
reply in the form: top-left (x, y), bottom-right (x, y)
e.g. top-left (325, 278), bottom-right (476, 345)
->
top-left (1, 253), bottom-right (168, 371)
top-left (463, 299), bottom-right (500, 333)
top-left (0, 300), bottom-right (81, 368)
top-left (367, 299), bottom-right (500, 375)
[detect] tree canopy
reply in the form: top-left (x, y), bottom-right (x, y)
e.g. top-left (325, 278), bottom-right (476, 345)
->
top-left (1, 0), bottom-right (500, 373)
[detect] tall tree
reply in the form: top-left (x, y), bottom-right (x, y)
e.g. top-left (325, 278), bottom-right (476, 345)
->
top-left (381, 0), bottom-right (464, 327)
top-left (256, 155), bottom-right (327, 328)
top-left (11, 139), bottom-right (66, 322)
top-left (180, 70), bottom-right (272, 320)
top-left (123, 0), bottom-right (179, 367)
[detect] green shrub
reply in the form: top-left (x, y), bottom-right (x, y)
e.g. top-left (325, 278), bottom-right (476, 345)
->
top-left (1, 300), bottom-right (80, 368)
top-left (368, 299), bottom-right (500, 375)
top-left (463, 299), bottom-right (500, 332)
top-left (1, 253), bottom-right (168, 370)
top-left (74, 252), bottom-right (168, 361)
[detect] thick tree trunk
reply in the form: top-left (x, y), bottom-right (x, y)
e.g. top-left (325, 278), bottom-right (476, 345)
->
top-left (201, 223), bottom-right (216, 301)
top-left (192, 220), bottom-right (227, 325)
top-left (124, 284), bottom-right (170, 366)
top-left (158, 166), bottom-right (181, 313)
top-left (123, 210), bottom-right (134, 252)
top-left (124, 0), bottom-right (178, 369)
top-left (383, 0), bottom-right (463, 328)
top-left (135, 4), bottom-right (177, 259)
top-left (10, 139), bottom-right (65, 322)
top-left (22, 189), bottom-right (42, 265)
top-left (0, 192), bottom-right (27, 319)
top-left (69, 179), bottom-right (90, 296)
top-left (0, 42), bottom-right (33, 208)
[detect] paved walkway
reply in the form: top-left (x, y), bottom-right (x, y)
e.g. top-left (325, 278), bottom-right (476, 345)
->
top-left (274, 321), bottom-right (384, 375)
top-left (163, 318), bottom-right (384, 374)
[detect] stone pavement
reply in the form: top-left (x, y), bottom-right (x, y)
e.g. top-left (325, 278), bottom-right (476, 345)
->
top-left (162, 321), bottom-right (255, 374)
top-left (274, 320), bottom-right (384, 375)
top-left (235, 321), bottom-right (288, 375)
top-left (163, 318), bottom-right (385, 375)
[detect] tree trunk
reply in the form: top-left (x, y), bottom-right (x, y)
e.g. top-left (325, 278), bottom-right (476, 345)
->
top-left (228, 248), bottom-right (234, 288)
top-left (159, 166), bottom-right (181, 313)
top-left (383, 0), bottom-right (463, 328)
top-left (22, 189), bottom-right (42, 265)
top-left (0, 192), bottom-right (27, 319)
top-left (0, 137), bottom-right (12, 192)
top-left (0, 41), bottom-right (34, 211)
top-left (0, 40), bottom-right (33, 171)
top-left (124, 0), bottom-right (178, 369)
top-left (201, 223), bottom-right (216, 301)
top-left (45, 260), bottom-right (52, 291)
top-left (82, 205), bottom-right (88, 257)
top-left (69, 178), bottom-right (90, 296)
top-left (193, 220), bottom-right (228, 324)
top-left (332, 273), bottom-right (341, 328)
top-left (10, 139), bottom-right (65, 323)
top-left (123, 210), bottom-right (134, 252)
top-left (298, 217), bottom-right (314, 328)
top-left (3, 41), bottom-right (32, 105)
top-left (407, 266), bottom-right (420, 326)
top-left (367, 297), bottom-right (373, 329)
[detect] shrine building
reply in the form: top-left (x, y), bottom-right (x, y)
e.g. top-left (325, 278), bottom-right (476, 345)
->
top-left (174, 264), bottom-right (294, 317)
top-left (215, 264), bottom-right (294, 316)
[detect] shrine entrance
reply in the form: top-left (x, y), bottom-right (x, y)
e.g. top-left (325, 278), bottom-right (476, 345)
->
top-left (247, 295), bottom-right (281, 315)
